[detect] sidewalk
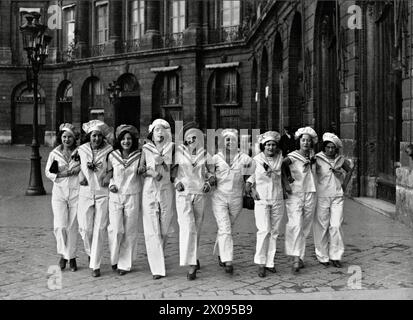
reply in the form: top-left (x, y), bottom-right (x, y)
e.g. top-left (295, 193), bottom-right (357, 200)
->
top-left (0, 149), bottom-right (412, 300)
top-left (0, 145), bottom-right (53, 162)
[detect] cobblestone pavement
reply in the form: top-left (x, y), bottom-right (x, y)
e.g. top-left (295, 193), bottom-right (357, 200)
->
top-left (1, 206), bottom-right (412, 300)
top-left (0, 155), bottom-right (412, 300)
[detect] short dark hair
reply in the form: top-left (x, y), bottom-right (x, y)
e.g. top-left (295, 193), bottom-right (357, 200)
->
top-left (114, 130), bottom-right (139, 152)
top-left (322, 140), bottom-right (338, 153)
top-left (81, 131), bottom-right (106, 145)
top-left (259, 140), bottom-right (279, 152)
top-left (55, 130), bottom-right (78, 149)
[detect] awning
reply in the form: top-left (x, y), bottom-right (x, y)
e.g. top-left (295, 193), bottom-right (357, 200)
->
top-left (150, 66), bottom-right (180, 73)
top-left (205, 62), bottom-right (240, 69)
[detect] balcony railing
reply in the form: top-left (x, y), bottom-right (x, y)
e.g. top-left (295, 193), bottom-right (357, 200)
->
top-left (162, 32), bottom-right (184, 48)
top-left (220, 25), bottom-right (246, 43)
top-left (160, 91), bottom-right (182, 106)
top-left (122, 38), bottom-right (142, 53)
top-left (90, 44), bottom-right (106, 57)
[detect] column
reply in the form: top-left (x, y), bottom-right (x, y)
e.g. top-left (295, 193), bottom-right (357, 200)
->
top-left (75, 0), bottom-right (90, 58)
top-left (184, 0), bottom-right (202, 45)
top-left (142, 0), bottom-right (161, 49)
top-left (107, 0), bottom-right (123, 54)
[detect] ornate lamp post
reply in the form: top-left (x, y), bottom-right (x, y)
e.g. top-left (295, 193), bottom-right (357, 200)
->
top-left (107, 81), bottom-right (123, 127)
top-left (20, 12), bottom-right (52, 196)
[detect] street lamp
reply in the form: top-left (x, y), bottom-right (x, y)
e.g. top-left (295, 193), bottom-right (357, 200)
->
top-left (107, 80), bottom-right (122, 103)
top-left (20, 12), bottom-right (52, 196)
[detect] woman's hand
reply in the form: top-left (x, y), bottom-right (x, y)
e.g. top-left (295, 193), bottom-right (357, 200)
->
top-left (79, 177), bottom-right (88, 186)
top-left (101, 175), bottom-right (111, 187)
top-left (155, 172), bottom-right (163, 181)
top-left (109, 185), bottom-right (118, 193)
top-left (175, 182), bottom-right (185, 192)
top-left (287, 176), bottom-right (295, 184)
top-left (250, 188), bottom-right (260, 201)
top-left (70, 166), bottom-right (81, 176)
top-left (137, 165), bottom-right (147, 175)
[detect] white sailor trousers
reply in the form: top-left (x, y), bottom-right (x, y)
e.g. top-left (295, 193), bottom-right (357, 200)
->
top-left (313, 196), bottom-right (345, 262)
top-left (51, 187), bottom-right (79, 260)
top-left (108, 193), bottom-right (140, 271)
top-left (77, 193), bottom-right (109, 270)
top-left (176, 193), bottom-right (205, 266)
top-left (285, 192), bottom-right (316, 260)
top-left (254, 200), bottom-right (285, 267)
top-left (211, 192), bottom-right (243, 263)
top-left (142, 184), bottom-right (174, 276)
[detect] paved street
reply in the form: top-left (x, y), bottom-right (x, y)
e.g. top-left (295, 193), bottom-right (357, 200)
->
top-left (0, 146), bottom-right (413, 300)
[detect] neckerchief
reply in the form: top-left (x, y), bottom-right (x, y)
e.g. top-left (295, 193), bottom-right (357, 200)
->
top-left (256, 152), bottom-right (282, 177)
top-left (316, 152), bottom-right (345, 179)
top-left (177, 144), bottom-right (207, 168)
top-left (143, 141), bottom-right (174, 171)
top-left (288, 150), bottom-right (314, 173)
top-left (110, 149), bottom-right (141, 169)
top-left (79, 142), bottom-right (112, 172)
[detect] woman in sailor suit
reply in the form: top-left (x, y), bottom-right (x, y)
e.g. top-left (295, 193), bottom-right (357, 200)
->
top-left (173, 127), bottom-right (214, 280)
top-left (313, 133), bottom-right (353, 268)
top-left (107, 125), bottom-right (144, 276)
top-left (210, 129), bottom-right (255, 274)
top-left (45, 123), bottom-right (81, 272)
top-left (77, 120), bottom-right (113, 277)
top-left (139, 119), bottom-right (175, 280)
top-left (282, 126), bottom-right (318, 273)
top-left (245, 131), bottom-right (285, 278)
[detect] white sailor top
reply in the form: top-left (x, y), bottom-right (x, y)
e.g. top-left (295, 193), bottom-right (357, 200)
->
top-left (247, 152), bottom-right (284, 201)
top-left (315, 152), bottom-right (345, 197)
top-left (108, 149), bottom-right (143, 195)
top-left (78, 141), bottom-right (113, 195)
top-left (287, 150), bottom-right (317, 193)
top-left (174, 144), bottom-right (212, 195)
top-left (211, 150), bottom-right (255, 197)
top-left (141, 141), bottom-right (174, 191)
top-left (45, 145), bottom-right (80, 190)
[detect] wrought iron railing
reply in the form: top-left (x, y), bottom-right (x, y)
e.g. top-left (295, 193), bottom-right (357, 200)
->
top-left (121, 38), bottom-right (142, 53)
top-left (162, 32), bottom-right (184, 48)
top-left (90, 44), bottom-right (106, 57)
top-left (220, 25), bottom-right (246, 43)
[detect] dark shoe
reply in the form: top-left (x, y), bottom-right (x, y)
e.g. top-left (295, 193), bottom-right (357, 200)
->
top-left (225, 264), bottom-right (234, 274)
top-left (196, 260), bottom-right (201, 271)
top-left (92, 269), bottom-right (101, 277)
top-left (298, 259), bottom-right (305, 269)
top-left (292, 262), bottom-right (300, 274)
top-left (187, 268), bottom-right (197, 281)
top-left (153, 275), bottom-right (163, 280)
top-left (59, 257), bottom-right (67, 271)
top-left (112, 264), bottom-right (118, 271)
top-left (118, 269), bottom-right (128, 276)
top-left (258, 266), bottom-right (266, 278)
top-left (331, 260), bottom-right (342, 268)
top-left (265, 267), bottom-right (277, 273)
top-left (88, 256), bottom-right (90, 263)
top-left (69, 258), bottom-right (77, 272)
top-left (319, 261), bottom-right (330, 267)
top-left (218, 256), bottom-right (225, 267)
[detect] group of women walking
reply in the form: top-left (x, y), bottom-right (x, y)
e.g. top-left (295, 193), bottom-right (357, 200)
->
top-left (46, 119), bottom-right (353, 280)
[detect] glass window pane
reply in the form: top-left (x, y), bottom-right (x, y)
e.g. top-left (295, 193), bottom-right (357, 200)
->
top-left (222, 10), bottom-right (231, 26)
top-left (223, 1), bottom-right (231, 10)
top-left (232, 7), bottom-right (240, 25)
top-left (180, 1), bottom-right (185, 16)
top-left (173, 1), bottom-right (178, 17)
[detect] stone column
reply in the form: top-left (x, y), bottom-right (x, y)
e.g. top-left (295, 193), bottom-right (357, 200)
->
top-left (75, 0), bottom-right (90, 58)
top-left (142, 1), bottom-right (161, 49)
top-left (184, 0), bottom-right (202, 45)
top-left (107, 0), bottom-right (123, 54)
top-left (0, 0), bottom-right (12, 64)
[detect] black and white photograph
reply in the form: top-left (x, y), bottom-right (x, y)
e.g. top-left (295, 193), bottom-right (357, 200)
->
top-left (0, 0), bottom-right (412, 306)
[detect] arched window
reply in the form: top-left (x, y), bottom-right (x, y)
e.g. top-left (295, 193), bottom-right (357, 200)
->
top-left (56, 81), bottom-right (73, 129)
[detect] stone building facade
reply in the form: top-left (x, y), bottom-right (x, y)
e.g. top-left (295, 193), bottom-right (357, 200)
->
top-left (0, 0), bottom-right (412, 228)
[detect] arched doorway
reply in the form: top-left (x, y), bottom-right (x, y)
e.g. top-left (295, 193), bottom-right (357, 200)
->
top-left (115, 73), bottom-right (140, 130)
top-left (260, 47), bottom-right (269, 131)
top-left (288, 12), bottom-right (304, 129)
top-left (314, 1), bottom-right (340, 135)
top-left (272, 33), bottom-right (283, 131)
top-left (56, 81), bottom-right (73, 132)
top-left (12, 83), bottom-right (46, 145)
